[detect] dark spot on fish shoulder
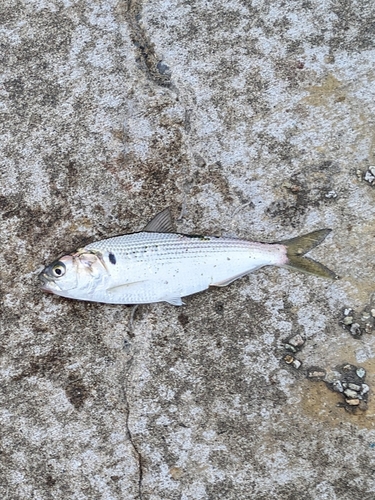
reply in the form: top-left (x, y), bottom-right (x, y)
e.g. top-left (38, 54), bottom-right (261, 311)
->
top-left (109, 252), bottom-right (116, 265)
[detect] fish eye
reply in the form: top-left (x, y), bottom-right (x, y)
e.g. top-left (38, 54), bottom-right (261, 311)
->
top-left (51, 262), bottom-right (66, 278)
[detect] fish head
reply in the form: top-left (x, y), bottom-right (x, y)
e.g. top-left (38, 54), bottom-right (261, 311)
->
top-left (39, 250), bottom-right (108, 299)
top-left (39, 255), bottom-right (79, 295)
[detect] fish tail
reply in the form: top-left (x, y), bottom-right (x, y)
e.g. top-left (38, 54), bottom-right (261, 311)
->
top-left (279, 229), bottom-right (339, 279)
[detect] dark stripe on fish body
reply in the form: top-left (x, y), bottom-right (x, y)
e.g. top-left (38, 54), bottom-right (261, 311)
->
top-left (182, 234), bottom-right (211, 241)
top-left (109, 252), bottom-right (116, 265)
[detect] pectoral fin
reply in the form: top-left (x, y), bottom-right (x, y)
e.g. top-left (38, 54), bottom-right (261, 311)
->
top-left (164, 297), bottom-right (185, 306)
top-left (106, 283), bottom-right (184, 306)
top-left (106, 281), bottom-right (147, 300)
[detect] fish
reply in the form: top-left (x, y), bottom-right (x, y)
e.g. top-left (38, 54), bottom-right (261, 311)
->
top-left (39, 208), bottom-right (338, 305)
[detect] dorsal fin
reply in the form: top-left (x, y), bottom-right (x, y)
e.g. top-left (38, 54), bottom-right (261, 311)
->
top-left (143, 208), bottom-right (174, 233)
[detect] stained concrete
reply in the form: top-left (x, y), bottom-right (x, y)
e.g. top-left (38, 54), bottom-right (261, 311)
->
top-left (1, 0), bottom-right (375, 499)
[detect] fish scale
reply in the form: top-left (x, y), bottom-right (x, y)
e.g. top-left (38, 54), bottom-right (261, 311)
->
top-left (86, 232), bottom-right (271, 261)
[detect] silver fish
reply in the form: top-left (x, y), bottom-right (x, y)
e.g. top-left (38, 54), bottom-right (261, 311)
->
top-left (39, 209), bottom-right (337, 305)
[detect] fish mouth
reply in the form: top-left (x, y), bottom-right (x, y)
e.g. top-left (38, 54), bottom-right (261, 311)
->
top-left (38, 270), bottom-right (61, 293)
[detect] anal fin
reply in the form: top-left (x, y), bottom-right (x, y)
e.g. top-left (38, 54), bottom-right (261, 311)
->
top-left (211, 272), bottom-right (248, 287)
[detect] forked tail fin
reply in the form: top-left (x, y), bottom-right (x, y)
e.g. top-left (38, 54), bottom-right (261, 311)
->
top-left (279, 229), bottom-right (339, 279)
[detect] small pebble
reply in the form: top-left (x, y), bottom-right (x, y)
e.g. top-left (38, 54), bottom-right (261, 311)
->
top-left (292, 359), bottom-right (302, 369)
top-left (356, 169), bottom-right (363, 180)
top-left (342, 382), bottom-right (348, 388)
top-left (369, 166), bottom-right (375, 176)
top-left (371, 309), bottom-right (375, 318)
top-left (288, 334), bottom-right (305, 347)
top-left (356, 368), bottom-right (366, 378)
top-left (361, 384), bottom-right (369, 395)
top-left (346, 399), bottom-right (360, 406)
top-left (284, 344), bottom-right (297, 353)
top-left (332, 380), bottom-right (344, 393)
top-left (307, 370), bottom-right (326, 379)
top-left (325, 190), bottom-right (337, 198)
top-left (343, 316), bottom-right (354, 325)
top-left (344, 389), bottom-right (358, 399)
top-left (344, 308), bottom-right (352, 316)
top-left (350, 323), bottom-right (362, 336)
top-left (325, 370), bottom-right (342, 383)
top-left (364, 171), bottom-right (375, 184)
top-left (365, 323), bottom-right (373, 333)
top-left (343, 364), bottom-right (352, 371)
top-left (362, 312), bottom-right (371, 320)
top-left (348, 383), bottom-right (361, 391)
top-left (284, 355), bottom-right (294, 364)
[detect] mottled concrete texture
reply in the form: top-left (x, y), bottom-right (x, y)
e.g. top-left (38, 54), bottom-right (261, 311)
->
top-left (1, 0), bottom-right (375, 498)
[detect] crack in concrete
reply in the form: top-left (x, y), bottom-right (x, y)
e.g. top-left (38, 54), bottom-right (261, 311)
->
top-left (123, 388), bottom-right (144, 500)
top-left (122, 340), bottom-right (144, 500)
top-left (121, 0), bottom-right (172, 88)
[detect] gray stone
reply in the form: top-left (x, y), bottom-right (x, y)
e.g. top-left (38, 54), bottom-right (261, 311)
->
top-left (342, 365), bottom-right (354, 372)
top-left (332, 381), bottom-right (344, 393)
top-left (344, 389), bottom-right (359, 399)
top-left (292, 359), bottom-right (302, 369)
top-left (348, 383), bottom-right (361, 391)
top-left (361, 384), bottom-right (370, 395)
top-left (325, 370), bottom-right (342, 383)
top-left (343, 316), bottom-right (354, 325)
top-left (325, 190), bottom-right (337, 199)
top-left (2, 0), bottom-right (375, 498)
top-left (365, 323), bottom-right (373, 333)
top-left (284, 343), bottom-right (297, 353)
top-left (364, 171), bottom-right (375, 184)
top-left (307, 370), bottom-right (326, 380)
top-left (350, 323), bottom-right (362, 336)
top-left (288, 334), bottom-right (305, 347)
top-left (356, 368), bottom-right (366, 379)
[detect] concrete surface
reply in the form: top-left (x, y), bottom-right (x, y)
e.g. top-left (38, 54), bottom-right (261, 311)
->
top-left (1, 0), bottom-right (375, 498)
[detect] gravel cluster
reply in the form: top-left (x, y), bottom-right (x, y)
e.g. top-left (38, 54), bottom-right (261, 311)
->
top-left (327, 364), bottom-right (370, 410)
top-left (323, 364), bottom-right (368, 412)
top-left (342, 306), bottom-right (375, 337)
top-left (283, 333), bottom-right (305, 369)
top-left (284, 334), bottom-right (370, 413)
